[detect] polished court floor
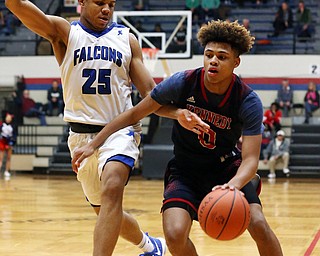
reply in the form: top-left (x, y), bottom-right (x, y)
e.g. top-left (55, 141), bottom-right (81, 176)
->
top-left (0, 173), bottom-right (319, 256)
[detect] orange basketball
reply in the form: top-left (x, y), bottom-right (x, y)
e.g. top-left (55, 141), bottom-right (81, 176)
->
top-left (198, 188), bottom-right (251, 241)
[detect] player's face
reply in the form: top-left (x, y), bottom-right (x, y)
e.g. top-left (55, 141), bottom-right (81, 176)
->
top-left (79, 0), bottom-right (116, 31)
top-left (203, 42), bottom-right (240, 93)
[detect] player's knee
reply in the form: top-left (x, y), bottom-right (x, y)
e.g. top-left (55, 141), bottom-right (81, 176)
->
top-left (100, 174), bottom-right (125, 200)
top-left (165, 225), bottom-right (188, 252)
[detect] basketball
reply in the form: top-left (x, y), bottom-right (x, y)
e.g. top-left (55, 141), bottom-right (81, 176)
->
top-left (198, 188), bottom-right (251, 241)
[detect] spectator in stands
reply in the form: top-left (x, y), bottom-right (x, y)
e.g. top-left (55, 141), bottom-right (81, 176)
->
top-left (2, 10), bottom-right (20, 35)
top-left (131, 19), bottom-right (148, 47)
top-left (263, 129), bottom-right (290, 179)
top-left (276, 78), bottom-right (293, 117)
top-left (0, 112), bottom-right (16, 178)
top-left (0, 10), bottom-right (5, 33)
top-left (260, 124), bottom-right (272, 160)
top-left (132, 0), bottom-right (149, 11)
top-left (241, 18), bottom-right (259, 53)
top-left (303, 81), bottom-right (319, 124)
top-left (133, 19), bottom-right (145, 34)
top-left (168, 24), bottom-right (187, 53)
top-left (255, 0), bottom-right (267, 5)
top-left (150, 23), bottom-right (164, 50)
top-left (11, 75), bottom-right (26, 125)
top-left (14, 89), bottom-right (47, 126)
top-left (216, 1), bottom-right (231, 20)
top-left (271, 1), bottom-right (293, 37)
top-left (242, 18), bottom-right (251, 31)
top-left (295, 0), bottom-right (313, 41)
top-left (263, 102), bottom-right (282, 136)
top-left (47, 80), bottom-right (64, 117)
top-left (185, 0), bottom-right (201, 22)
top-left (198, 0), bottom-right (221, 21)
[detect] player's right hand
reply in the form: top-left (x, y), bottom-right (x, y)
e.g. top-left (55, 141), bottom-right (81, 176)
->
top-left (71, 144), bottom-right (95, 173)
top-left (177, 109), bottom-right (210, 134)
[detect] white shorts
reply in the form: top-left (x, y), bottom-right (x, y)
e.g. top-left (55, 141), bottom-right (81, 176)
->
top-left (68, 127), bottom-right (141, 206)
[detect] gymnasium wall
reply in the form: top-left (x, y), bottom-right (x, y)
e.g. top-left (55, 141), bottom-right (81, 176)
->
top-left (0, 55), bottom-right (319, 107)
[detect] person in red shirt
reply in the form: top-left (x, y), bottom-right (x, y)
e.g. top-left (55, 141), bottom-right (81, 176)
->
top-left (263, 102), bottom-right (282, 136)
top-left (14, 89), bottom-right (47, 126)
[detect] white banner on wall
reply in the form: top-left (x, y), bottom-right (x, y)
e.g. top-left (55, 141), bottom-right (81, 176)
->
top-left (309, 64), bottom-right (320, 75)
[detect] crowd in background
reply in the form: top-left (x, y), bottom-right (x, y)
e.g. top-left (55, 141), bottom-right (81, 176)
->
top-left (0, 0), bottom-right (317, 55)
top-left (259, 78), bottom-right (319, 179)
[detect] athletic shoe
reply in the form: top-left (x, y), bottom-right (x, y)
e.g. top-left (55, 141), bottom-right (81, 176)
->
top-left (268, 173), bottom-right (276, 179)
top-left (4, 171), bottom-right (11, 177)
top-left (283, 168), bottom-right (290, 177)
top-left (139, 234), bottom-right (166, 256)
top-left (283, 168), bottom-right (290, 174)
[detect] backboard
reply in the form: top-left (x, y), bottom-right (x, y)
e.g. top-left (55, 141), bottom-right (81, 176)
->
top-left (113, 10), bottom-right (193, 59)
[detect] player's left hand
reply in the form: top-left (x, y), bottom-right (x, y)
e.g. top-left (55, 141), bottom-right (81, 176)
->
top-left (212, 184), bottom-right (245, 196)
top-left (71, 144), bottom-right (95, 173)
top-left (177, 109), bottom-right (210, 134)
top-left (212, 184), bottom-right (236, 191)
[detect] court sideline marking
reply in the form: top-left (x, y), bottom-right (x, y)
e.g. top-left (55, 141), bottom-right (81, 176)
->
top-left (304, 229), bottom-right (320, 256)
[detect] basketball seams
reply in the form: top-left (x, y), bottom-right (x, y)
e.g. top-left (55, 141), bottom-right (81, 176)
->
top-left (216, 189), bottom-right (237, 240)
top-left (202, 189), bottom-right (230, 235)
top-left (234, 191), bottom-right (251, 238)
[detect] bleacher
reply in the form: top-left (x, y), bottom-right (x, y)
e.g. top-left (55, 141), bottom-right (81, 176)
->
top-left (229, 0), bottom-right (319, 54)
top-left (11, 116), bottom-right (67, 172)
top-left (1, 0), bottom-right (319, 55)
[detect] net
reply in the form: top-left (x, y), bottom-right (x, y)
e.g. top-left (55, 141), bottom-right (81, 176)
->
top-left (142, 48), bottom-right (159, 73)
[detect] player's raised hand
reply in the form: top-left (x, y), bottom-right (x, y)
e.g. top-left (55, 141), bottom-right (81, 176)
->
top-left (177, 109), bottom-right (210, 134)
top-left (71, 144), bottom-right (95, 173)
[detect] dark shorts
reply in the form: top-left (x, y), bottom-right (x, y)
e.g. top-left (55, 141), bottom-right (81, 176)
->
top-left (162, 156), bottom-right (261, 221)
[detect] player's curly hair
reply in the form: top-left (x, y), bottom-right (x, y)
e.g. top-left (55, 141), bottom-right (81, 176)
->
top-left (197, 20), bottom-right (255, 56)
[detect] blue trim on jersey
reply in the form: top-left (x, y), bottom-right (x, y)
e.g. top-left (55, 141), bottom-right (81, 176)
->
top-left (240, 91), bottom-right (264, 136)
top-left (107, 154), bottom-right (135, 168)
top-left (126, 130), bottom-right (134, 137)
top-left (74, 21), bottom-right (118, 37)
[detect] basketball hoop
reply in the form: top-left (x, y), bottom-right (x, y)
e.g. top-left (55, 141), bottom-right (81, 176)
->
top-left (142, 48), bottom-right (159, 73)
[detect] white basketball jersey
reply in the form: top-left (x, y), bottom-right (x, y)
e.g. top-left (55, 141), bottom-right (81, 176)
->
top-left (60, 21), bottom-right (134, 126)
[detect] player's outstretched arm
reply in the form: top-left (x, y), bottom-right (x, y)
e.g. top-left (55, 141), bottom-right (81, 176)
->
top-left (72, 95), bottom-right (162, 172)
top-left (71, 94), bottom-right (210, 172)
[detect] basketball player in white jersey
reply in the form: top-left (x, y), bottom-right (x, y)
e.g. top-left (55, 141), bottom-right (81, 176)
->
top-left (5, 0), bottom-right (169, 255)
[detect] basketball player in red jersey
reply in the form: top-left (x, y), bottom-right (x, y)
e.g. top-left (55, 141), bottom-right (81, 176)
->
top-left (72, 20), bottom-right (283, 256)
top-left (4, 0), bottom-right (184, 255)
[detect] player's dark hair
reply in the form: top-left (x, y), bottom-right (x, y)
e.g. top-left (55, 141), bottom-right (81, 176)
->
top-left (197, 20), bottom-right (255, 56)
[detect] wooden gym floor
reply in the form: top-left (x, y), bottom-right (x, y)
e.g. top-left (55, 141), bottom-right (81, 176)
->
top-left (0, 173), bottom-right (319, 256)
